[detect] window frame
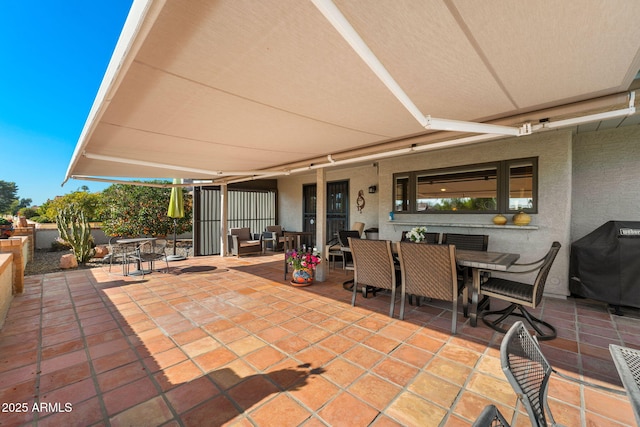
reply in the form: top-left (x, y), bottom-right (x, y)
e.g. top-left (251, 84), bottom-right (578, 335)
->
top-left (392, 157), bottom-right (538, 215)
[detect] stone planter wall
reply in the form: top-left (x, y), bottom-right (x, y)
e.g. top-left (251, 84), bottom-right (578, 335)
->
top-left (0, 254), bottom-right (13, 329)
top-left (0, 236), bottom-right (29, 294)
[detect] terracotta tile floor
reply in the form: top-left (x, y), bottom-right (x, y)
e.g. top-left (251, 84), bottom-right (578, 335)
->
top-left (1, 253), bottom-right (638, 426)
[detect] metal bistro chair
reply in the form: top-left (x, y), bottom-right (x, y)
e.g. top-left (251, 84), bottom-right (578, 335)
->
top-left (106, 236), bottom-right (129, 275)
top-left (349, 237), bottom-right (398, 317)
top-left (501, 321), bottom-right (559, 427)
top-left (129, 239), bottom-right (170, 277)
top-left (480, 242), bottom-right (561, 340)
top-left (396, 242), bottom-right (467, 334)
top-left (472, 404), bottom-right (511, 427)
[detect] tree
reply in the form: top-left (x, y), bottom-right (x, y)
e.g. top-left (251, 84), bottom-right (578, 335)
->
top-left (100, 182), bottom-right (192, 238)
top-left (42, 191), bottom-right (102, 222)
top-left (9, 198), bottom-right (32, 215)
top-left (0, 181), bottom-right (18, 215)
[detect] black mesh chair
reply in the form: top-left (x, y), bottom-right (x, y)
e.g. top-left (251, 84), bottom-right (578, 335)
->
top-left (501, 321), bottom-right (557, 427)
top-left (338, 230), bottom-right (361, 272)
top-left (441, 233), bottom-right (488, 251)
top-left (472, 404), bottom-right (511, 427)
top-left (480, 242), bottom-right (561, 340)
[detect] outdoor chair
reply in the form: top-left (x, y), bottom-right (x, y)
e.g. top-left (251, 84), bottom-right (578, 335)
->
top-left (128, 239), bottom-right (170, 277)
top-left (106, 236), bottom-right (129, 275)
top-left (264, 225), bottom-right (285, 252)
top-left (480, 242), bottom-right (561, 340)
top-left (396, 242), bottom-right (467, 334)
top-left (348, 237), bottom-right (398, 317)
top-left (400, 231), bottom-right (440, 244)
top-left (441, 233), bottom-right (489, 251)
top-left (338, 230), bottom-right (361, 272)
top-left (472, 404), bottom-right (511, 427)
top-left (228, 227), bottom-right (262, 257)
top-left (501, 321), bottom-right (559, 427)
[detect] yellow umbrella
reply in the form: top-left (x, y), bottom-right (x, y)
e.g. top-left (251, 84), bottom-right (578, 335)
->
top-left (167, 179), bottom-right (185, 260)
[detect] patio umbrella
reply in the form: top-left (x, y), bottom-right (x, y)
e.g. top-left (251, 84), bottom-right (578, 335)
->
top-left (166, 179), bottom-right (186, 261)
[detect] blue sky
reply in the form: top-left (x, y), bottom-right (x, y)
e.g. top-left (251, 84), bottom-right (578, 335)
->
top-left (0, 1), bottom-right (134, 205)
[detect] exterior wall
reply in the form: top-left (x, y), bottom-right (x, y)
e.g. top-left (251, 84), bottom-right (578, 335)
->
top-left (377, 130), bottom-right (573, 297)
top-left (279, 130), bottom-right (573, 296)
top-left (572, 126), bottom-right (640, 241)
top-left (277, 163), bottom-right (380, 234)
top-left (0, 253), bottom-right (12, 329)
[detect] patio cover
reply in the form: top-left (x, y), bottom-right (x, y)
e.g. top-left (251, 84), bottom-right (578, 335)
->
top-left (65, 0), bottom-right (640, 185)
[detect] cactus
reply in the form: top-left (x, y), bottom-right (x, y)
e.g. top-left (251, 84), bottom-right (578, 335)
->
top-left (56, 204), bottom-right (95, 264)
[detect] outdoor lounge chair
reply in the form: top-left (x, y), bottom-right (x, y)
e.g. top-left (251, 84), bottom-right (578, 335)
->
top-left (228, 227), bottom-right (262, 257)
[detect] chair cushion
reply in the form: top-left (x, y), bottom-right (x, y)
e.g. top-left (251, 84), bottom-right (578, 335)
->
top-left (239, 240), bottom-right (261, 247)
top-left (230, 227), bottom-right (251, 241)
top-left (481, 277), bottom-right (534, 303)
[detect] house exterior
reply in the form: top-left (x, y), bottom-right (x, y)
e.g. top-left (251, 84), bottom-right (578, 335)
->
top-left (277, 125), bottom-right (640, 298)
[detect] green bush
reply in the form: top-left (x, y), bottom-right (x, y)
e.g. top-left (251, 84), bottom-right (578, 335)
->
top-left (18, 207), bottom-right (38, 219)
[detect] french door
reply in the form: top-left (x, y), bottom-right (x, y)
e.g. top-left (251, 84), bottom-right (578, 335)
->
top-left (303, 181), bottom-right (349, 244)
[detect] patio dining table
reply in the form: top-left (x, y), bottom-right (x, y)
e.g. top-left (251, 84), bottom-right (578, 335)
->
top-left (609, 344), bottom-right (640, 425)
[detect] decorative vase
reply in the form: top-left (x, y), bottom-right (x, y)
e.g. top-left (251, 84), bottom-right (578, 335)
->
top-left (291, 268), bottom-right (314, 286)
top-left (492, 214), bottom-right (508, 225)
top-left (512, 211), bottom-right (532, 226)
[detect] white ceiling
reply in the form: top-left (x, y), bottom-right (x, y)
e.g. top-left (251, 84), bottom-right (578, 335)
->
top-left (66, 0), bottom-right (640, 184)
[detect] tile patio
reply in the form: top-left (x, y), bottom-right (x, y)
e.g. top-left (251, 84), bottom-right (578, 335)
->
top-left (0, 252), bottom-right (637, 426)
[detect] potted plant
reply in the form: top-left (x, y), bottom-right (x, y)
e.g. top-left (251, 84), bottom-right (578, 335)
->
top-left (0, 218), bottom-right (14, 239)
top-left (286, 248), bottom-right (321, 286)
top-left (405, 226), bottom-right (428, 242)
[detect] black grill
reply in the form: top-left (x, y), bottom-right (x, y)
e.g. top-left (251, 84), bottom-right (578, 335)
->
top-left (570, 221), bottom-right (640, 310)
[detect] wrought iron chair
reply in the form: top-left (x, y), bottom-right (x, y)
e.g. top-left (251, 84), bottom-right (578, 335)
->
top-left (472, 404), bottom-right (511, 427)
top-left (130, 239), bottom-right (170, 276)
top-left (501, 321), bottom-right (559, 427)
top-left (480, 242), bottom-right (561, 340)
top-left (396, 242), bottom-right (467, 333)
top-left (106, 236), bottom-right (129, 275)
top-left (348, 238), bottom-right (398, 317)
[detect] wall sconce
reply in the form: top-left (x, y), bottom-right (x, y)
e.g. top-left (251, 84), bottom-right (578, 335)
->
top-left (368, 185), bottom-right (377, 194)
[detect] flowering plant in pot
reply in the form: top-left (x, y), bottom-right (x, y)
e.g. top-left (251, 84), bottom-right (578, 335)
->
top-left (286, 248), bottom-right (321, 286)
top-left (0, 217), bottom-right (14, 239)
top-left (405, 226), bottom-right (428, 242)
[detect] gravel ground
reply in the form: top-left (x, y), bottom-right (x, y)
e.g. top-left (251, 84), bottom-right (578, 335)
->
top-left (25, 243), bottom-right (193, 276)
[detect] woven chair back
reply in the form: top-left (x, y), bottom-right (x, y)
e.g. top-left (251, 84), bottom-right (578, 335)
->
top-left (397, 242), bottom-right (457, 301)
top-left (349, 238), bottom-right (395, 291)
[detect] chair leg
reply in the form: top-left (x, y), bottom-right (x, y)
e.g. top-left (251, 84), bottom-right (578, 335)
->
top-left (482, 304), bottom-right (557, 340)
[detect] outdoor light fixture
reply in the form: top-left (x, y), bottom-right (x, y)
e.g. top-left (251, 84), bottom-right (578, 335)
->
top-left (368, 185), bottom-right (377, 193)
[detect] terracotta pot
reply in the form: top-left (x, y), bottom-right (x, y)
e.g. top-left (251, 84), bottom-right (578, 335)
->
top-left (291, 268), bottom-right (314, 286)
top-left (492, 214), bottom-right (508, 225)
top-left (512, 211), bottom-right (532, 226)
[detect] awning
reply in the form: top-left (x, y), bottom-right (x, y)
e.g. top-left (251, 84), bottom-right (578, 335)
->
top-left (65, 0), bottom-right (640, 185)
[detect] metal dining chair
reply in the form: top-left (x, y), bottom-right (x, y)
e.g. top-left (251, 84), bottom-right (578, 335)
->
top-left (501, 321), bottom-right (559, 427)
top-left (472, 404), bottom-right (511, 427)
top-left (129, 239), bottom-right (170, 277)
top-left (481, 242), bottom-right (561, 340)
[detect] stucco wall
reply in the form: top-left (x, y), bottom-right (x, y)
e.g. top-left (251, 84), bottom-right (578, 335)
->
top-left (377, 130), bottom-right (573, 297)
top-left (277, 163), bottom-right (380, 235)
top-left (278, 130), bottom-right (573, 296)
top-left (572, 126), bottom-right (640, 241)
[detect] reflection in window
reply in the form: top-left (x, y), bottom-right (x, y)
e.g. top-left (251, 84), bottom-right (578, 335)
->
top-left (508, 160), bottom-right (534, 211)
top-left (416, 168), bottom-right (498, 212)
top-left (394, 176), bottom-right (410, 212)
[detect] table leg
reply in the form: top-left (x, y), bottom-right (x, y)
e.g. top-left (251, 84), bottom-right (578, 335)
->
top-left (470, 268), bottom-right (480, 327)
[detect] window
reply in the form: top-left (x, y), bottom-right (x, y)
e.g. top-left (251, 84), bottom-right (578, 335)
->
top-left (393, 157), bottom-right (537, 214)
